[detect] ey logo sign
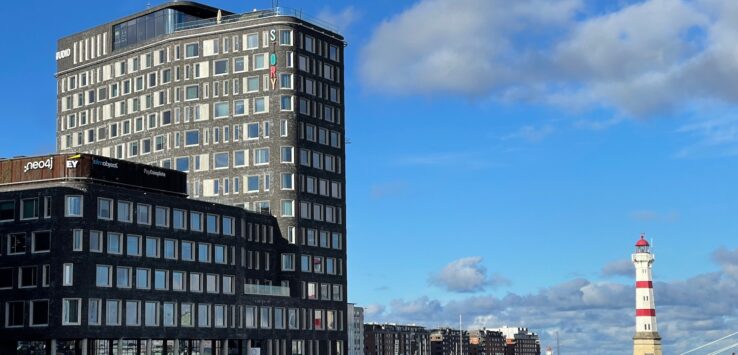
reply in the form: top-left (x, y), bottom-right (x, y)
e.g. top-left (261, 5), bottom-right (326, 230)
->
top-left (66, 154), bottom-right (81, 168)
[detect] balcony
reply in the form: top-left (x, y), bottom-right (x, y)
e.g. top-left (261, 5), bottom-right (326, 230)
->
top-left (243, 284), bottom-right (290, 297)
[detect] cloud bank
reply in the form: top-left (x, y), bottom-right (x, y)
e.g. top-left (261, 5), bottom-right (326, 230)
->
top-left (368, 248), bottom-right (738, 354)
top-left (429, 257), bottom-right (510, 293)
top-left (360, 0), bottom-right (738, 117)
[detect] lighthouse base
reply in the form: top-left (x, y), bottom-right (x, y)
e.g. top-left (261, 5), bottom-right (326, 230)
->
top-left (633, 332), bottom-right (662, 355)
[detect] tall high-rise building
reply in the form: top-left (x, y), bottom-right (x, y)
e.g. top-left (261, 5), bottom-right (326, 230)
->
top-left (54, 2), bottom-right (347, 354)
top-left (632, 235), bottom-right (662, 355)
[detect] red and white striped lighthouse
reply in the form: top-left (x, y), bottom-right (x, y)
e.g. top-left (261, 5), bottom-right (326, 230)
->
top-left (632, 235), bottom-right (662, 355)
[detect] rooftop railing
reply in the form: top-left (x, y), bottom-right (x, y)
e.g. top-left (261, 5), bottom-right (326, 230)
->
top-left (243, 283), bottom-right (290, 297)
top-left (174, 7), bottom-right (338, 34)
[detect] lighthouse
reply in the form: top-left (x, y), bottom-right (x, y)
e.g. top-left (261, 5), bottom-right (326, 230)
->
top-left (632, 235), bottom-right (662, 355)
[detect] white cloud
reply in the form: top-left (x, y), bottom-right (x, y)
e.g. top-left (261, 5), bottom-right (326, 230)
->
top-left (365, 247), bottom-right (738, 354)
top-left (502, 124), bottom-right (555, 142)
top-left (429, 257), bottom-right (510, 293)
top-left (316, 6), bottom-right (359, 33)
top-left (360, 0), bottom-right (738, 118)
top-left (601, 259), bottom-right (634, 278)
top-left (364, 303), bottom-right (387, 318)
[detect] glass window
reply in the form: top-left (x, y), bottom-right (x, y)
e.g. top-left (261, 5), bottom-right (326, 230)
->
top-left (19, 266), bottom-right (37, 288)
top-left (247, 176), bottom-right (259, 192)
top-left (234, 99), bottom-right (245, 115)
top-left (62, 299), bottom-right (81, 325)
top-left (234, 57), bottom-right (245, 72)
top-left (190, 272), bottom-right (202, 292)
top-left (8, 233), bottom-right (26, 255)
top-left (254, 148), bottom-right (270, 165)
top-left (65, 195), bottom-right (83, 217)
top-left (206, 274), bottom-right (218, 293)
top-left (145, 237), bottom-right (159, 258)
top-left (145, 302), bottom-right (159, 326)
top-left (185, 130), bottom-right (199, 146)
top-left (0, 200), bottom-right (15, 221)
top-left (223, 275), bottom-right (234, 294)
top-left (279, 30), bottom-right (292, 45)
top-left (254, 54), bottom-right (266, 70)
top-left (136, 268), bottom-right (150, 289)
top-left (164, 239), bottom-right (177, 259)
top-left (185, 43), bottom-right (199, 58)
top-left (163, 302), bottom-right (176, 327)
top-left (246, 76), bottom-right (259, 92)
top-left (214, 245), bottom-right (226, 264)
top-left (63, 263), bottom-right (74, 286)
top-left (108, 233), bottom-right (122, 254)
top-left (223, 216), bottom-right (235, 236)
top-left (106, 300), bottom-right (121, 325)
top-left (254, 97), bottom-right (266, 113)
top-left (96, 265), bottom-right (111, 287)
top-left (246, 122), bottom-right (259, 139)
top-left (127, 235), bottom-right (141, 256)
top-left (117, 267), bottom-right (131, 288)
top-left (173, 209), bottom-right (187, 229)
top-left (155, 270), bottom-right (168, 290)
top-left (260, 307), bottom-right (271, 328)
top-left (198, 304), bottom-right (210, 327)
top-left (190, 212), bottom-right (203, 231)
top-left (281, 254), bottom-right (295, 271)
top-left (137, 204), bottom-right (151, 224)
top-left (173, 271), bottom-right (185, 291)
top-left (21, 198), bottom-right (39, 220)
top-left (71, 229), bottom-right (82, 251)
top-left (245, 306), bottom-right (257, 328)
top-left (281, 173), bottom-right (294, 190)
top-left (206, 214), bottom-right (219, 234)
top-left (281, 146), bottom-right (293, 163)
top-left (214, 304), bottom-right (226, 327)
top-left (126, 300), bottom-right (140, 326)
top-left (214, 102), bottom-right (230, 118)
top-left (32, 231), bottom-right (51, 253)
top-left (90, 230), bottom-right (103, 252)
top-left (182, 241), bottom-right (195, 261)
top-left (6, 301), bottom-right (24, 327)
top-left (281, 200), bottom-right (294, 217)
top-left (185, 85), bottom-right (199, 100)
top-left (181, 303), bottom-right (193, 327)
top-left (213, 152), bottom-right (229, 169)
top-left (246, 33), bottom-right (258, 49)
top-left (281, 95), bottom-right (293, 111)
top-left (198, 243), bottom-right (211, 262)
top-left (155, 206), bottom-right (169, 227)
top-left (117, 201), bottom-right (132, 222)
top-left (214, 59), bottom-right (228, 75)
top-left (88, 299), bottom-right (100, 326)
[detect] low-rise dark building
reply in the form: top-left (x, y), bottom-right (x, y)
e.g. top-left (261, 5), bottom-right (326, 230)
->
top-left (468, 329), bottom-right (506, 355)
top-left (0, 154), bottom-right (341, 355)
top-left (499, 328), bottom-right (540, 355)
top-left (430, 328), bottom-right (469, 355)
top-left (364, 324), bottom-right (430, 355)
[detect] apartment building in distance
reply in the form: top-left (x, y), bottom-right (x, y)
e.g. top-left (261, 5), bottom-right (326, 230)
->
top-left (55, 2), bottom-right (347, 354)
top-left (364, 324), bottom-right (431, 355)
top-left (347, 304), bottom-right (364, 355)
top-left (468, 329), bottom-right (506, 355)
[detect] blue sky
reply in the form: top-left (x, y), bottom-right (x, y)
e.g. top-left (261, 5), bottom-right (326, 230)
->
top-left (3, 0), bottom-right (738, 353)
